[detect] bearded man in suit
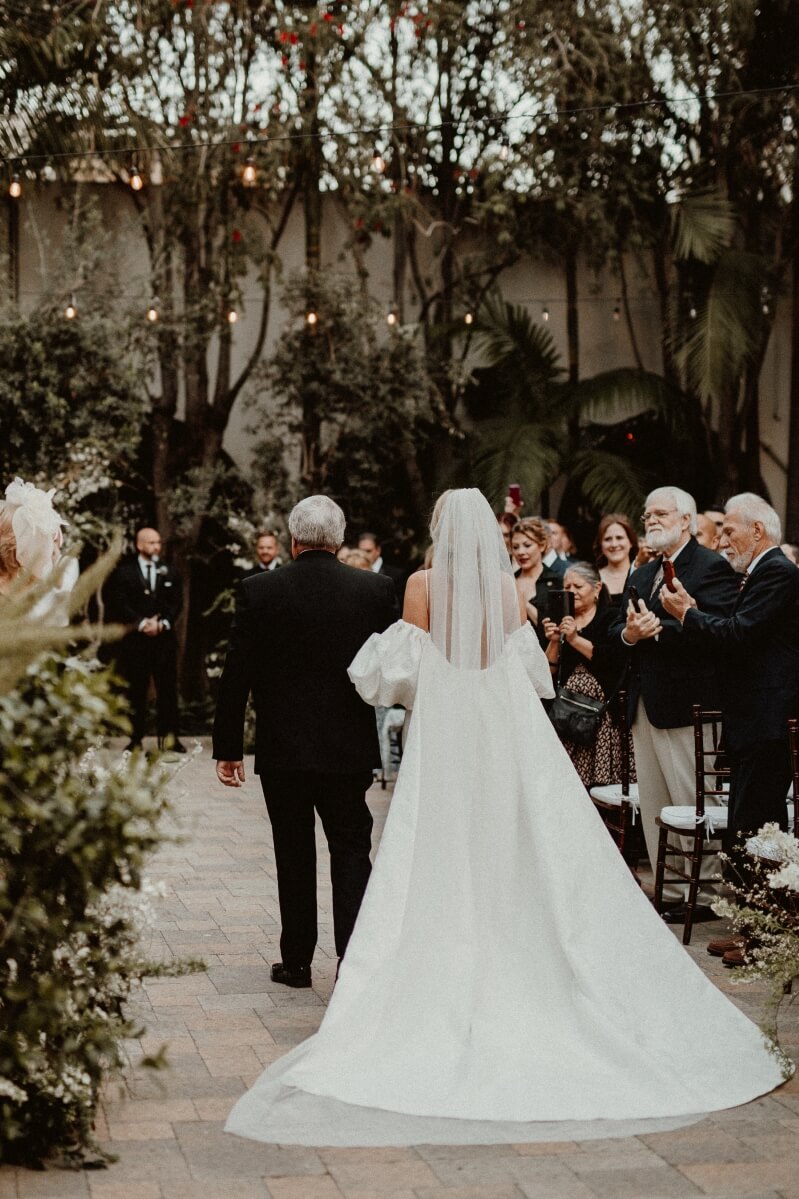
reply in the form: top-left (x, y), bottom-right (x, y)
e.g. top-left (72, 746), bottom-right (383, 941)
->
top-left (107, 527), bottom-right (184, 753)
top-left (609, 486), bottom-right (738, 917)
top-left (213, 496), bottom-right (398, 988)
top-left (662, 493), bottom-right (799, 846)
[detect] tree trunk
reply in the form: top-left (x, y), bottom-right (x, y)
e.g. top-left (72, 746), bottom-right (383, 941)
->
top-left (303, 47), bottom-right (322, 274)
top-left (565, 248), bottom-right (580, 452)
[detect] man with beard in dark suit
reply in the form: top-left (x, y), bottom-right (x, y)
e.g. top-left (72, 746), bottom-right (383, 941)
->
top-left (661, 493), bottom-right (799, 959)
top-left (609, 486), bottom-right (738, 918)
top-left (357, 531), bottom-right (406, 606)
top-left (213, 496), bottom-right (398, 989)
top-left (107, 527), bottom-right (185, 753)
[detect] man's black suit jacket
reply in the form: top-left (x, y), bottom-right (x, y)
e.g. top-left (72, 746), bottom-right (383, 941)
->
top-left (106, 557), bottom-right (183, 628)
top-left (609, 536), bottom-right (737, 729)
top-left (212, 550), bottom-right (398, 774)
top-left (681, 548), bottom-right (799, 751)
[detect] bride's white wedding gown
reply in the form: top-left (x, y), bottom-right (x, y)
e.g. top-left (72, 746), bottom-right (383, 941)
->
top-left (226, 620), bottom-right (786, 1146)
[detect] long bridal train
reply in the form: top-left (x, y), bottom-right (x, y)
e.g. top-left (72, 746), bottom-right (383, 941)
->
top-left (225, 618), bottom-right (787, 1146)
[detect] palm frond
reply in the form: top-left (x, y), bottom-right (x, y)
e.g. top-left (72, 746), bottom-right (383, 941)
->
top-left (568, 449), bottom-right (646, 519)
top-left (676, 250), bottom-right (767, 403)
top-left (468, 417), bottom-right (566, 511)
top-left (573, 368), bottom-right (693, 437)
top-left (470, 296), bottom-right (564, 385)
top-left (670, 190), bottom-right (736, 265)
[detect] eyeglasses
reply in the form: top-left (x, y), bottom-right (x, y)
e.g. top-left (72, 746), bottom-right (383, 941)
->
top-left (641, 508), bottom-right (678, 523)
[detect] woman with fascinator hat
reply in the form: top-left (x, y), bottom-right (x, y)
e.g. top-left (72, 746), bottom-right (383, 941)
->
top-left (226, 488), bottom-right (787, 1148)
top-left (0, 478), bottom-right (70, 602)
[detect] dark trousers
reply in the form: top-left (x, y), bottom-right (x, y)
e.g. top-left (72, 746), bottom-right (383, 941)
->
top-left (119, 631), bottom-right (180, 742)
top-left (260, 769), bottom-right (374, 970)
top-left (725, 739), bottom-right (790, 855)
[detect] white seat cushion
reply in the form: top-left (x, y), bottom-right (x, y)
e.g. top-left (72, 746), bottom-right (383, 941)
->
top-left (659, 805), bottom-right (728, 832)
top-left (589, 783), bottom-right (640, 808)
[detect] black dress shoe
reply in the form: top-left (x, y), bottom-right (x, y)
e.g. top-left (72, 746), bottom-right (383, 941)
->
top-left (157, 736), bottom-right (187, 753)
top-left (662, 902), bottom-right (720, 924)
top-left (271, 962), bottom-right (312, 988)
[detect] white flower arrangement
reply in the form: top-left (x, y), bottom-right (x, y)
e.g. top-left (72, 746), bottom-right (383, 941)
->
top-left (713, 824), bottom-right (799, 1075)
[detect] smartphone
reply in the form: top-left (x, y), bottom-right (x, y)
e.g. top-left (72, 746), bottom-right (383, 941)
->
top-left (628, 584), bottom-right (640, 607)
top-left (549, 589), bottom-right (575, 624)
top-left (507, 483), bottom-right (522, 508)
top-left (662, 559), bottom-right (677, 592)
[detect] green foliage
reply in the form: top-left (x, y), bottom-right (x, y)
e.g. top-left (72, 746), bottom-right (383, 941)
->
top-left (460, 297), bottom-right (699, 514)
top-left (0, 642), bottom-right (200, 1166)
top-left (250, 272), bottom-right (434, 544)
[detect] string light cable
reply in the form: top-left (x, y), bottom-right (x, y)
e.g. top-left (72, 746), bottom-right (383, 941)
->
top-left (2, 81), bottom-right (797, 169)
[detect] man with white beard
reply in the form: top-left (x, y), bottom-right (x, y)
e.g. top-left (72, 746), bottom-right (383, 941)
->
top-left (609, 486), bottom-right (738, 920)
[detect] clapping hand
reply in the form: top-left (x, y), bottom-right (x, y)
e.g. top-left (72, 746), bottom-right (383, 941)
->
top-left (660, 577), bottom-right (696, 622)
top-left (141, 616), bottom-right (160, 636)
top-left (624, 597), bottom-right (662, 643)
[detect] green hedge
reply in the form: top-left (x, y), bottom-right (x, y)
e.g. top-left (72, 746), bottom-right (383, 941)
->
top-left (0, 654), bottom-right (200, 1167)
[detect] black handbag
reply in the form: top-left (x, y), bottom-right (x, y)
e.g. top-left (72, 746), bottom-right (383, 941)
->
top-left (548, 650), bottom-right (627, 747)
top-left (548, 685), bottom-right (606, 746)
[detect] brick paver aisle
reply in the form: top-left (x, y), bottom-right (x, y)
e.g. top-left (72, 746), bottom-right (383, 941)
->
top-left (2, 741), bottom-right (798, 1198)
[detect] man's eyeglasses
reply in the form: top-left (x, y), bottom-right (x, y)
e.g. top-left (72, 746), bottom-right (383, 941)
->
top-left (641, 508), bottom-right (678, 524)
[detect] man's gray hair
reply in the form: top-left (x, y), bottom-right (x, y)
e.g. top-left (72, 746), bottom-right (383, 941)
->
top-left (646, 486), bottom-right (697, 535)
top-left (288, 495), bottom-right (346, 549)
top-left (725, 492), bottom-right (782, 542)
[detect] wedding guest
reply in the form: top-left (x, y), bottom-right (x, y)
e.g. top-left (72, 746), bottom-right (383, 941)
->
top-left (594, 513), bottom-right (638, 608)
top-left (346, 549), bottom-right (372, 570)
top-left (0, 478), bottom-right (66, 595)
top-left (546, 519), bottom-right (576, 562)
top-left (511, 518), bottom-right (562, 633)
top-left (661, 494), bottom-right (799, 958)
top-left (541, 563), bottom-right (635, 788)
top-left (336, 546), bottom-right (352, 563)
top-left (243, 531), bottom-right (282, 578)
top-left (695, 513), bottom-right (719, 550)
top-left (609, 486), bottom-right (738, 917)
top-left (358, 531), bottom-right (406, 604)
top-left (106, 527), bottom-right (185, 754)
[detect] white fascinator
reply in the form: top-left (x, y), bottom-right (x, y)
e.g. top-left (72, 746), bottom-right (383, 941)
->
top-left (4, 478), bottom-right (67, 579)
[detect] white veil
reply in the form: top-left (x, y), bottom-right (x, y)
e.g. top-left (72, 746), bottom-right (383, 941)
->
top-left (428, 488), bottom-right (520, 669)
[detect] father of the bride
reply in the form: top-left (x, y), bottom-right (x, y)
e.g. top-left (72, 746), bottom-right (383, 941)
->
top-left (213, 495), bottom-right (398, 988)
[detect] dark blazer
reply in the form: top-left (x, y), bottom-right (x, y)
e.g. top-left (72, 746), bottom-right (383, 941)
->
top-left (212, 550), bottom-right (398, 774)
top-left (377, 561), bottom-right (407, 607)
top-left (106, 557), bottom-right (183, 629)
top-left (681, 547), bottom-right (799, 750)
top-left (608, 536), bottom-right (737, 728)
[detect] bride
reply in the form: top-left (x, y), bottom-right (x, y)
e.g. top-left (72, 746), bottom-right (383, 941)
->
top-left (226, 488), bottom-right (786, 1146)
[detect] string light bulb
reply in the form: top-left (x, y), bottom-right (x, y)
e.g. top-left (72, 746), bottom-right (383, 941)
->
top-left (146, 300), bottom-right (159, 323)
top-left (386, 307), bottom-right (398, 327)
top-left (613, 301), bottom-right (621, 321)
top-left (688, 303), bottom-right (697, 320)
top-left (306, 309), bottom-right (318, 327)
top-left (499, 136), bottom-right (510, 162)
top-left (8, 174), bottom-right (22, 199)
top-left (783, 108), bottom-right (794, 133)
top-left (226, 307), bottom-right (239, 324)
top-left (463, 310), bottom-right (474, 326)
top-left (242, 156), bottom-right (257, 185)
top-left (129, 164), bottom-right (144, 191)
top-left (541, 305), bottom-right (550, 322)
top-left (64, 296), bottom-right (77, 320)
top-left (371, 146), bottom-right (386, 173)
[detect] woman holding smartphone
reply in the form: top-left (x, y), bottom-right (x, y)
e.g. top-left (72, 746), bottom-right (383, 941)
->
top-left (541, 562), bottom-right (635, 788)
top-left (510, 517), bottom-right (561, 636)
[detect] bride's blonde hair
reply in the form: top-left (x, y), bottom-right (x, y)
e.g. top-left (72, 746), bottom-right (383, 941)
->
top-left (429, 490), bottom-right (453, 540)
top-left (0, 503), bottom-right (21, 579)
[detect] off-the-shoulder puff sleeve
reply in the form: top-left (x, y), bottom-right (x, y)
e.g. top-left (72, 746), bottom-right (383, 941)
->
top-left (507, 622), bottom-right (555, 699)
top-left (348, 619), bottom-right (427, 710)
